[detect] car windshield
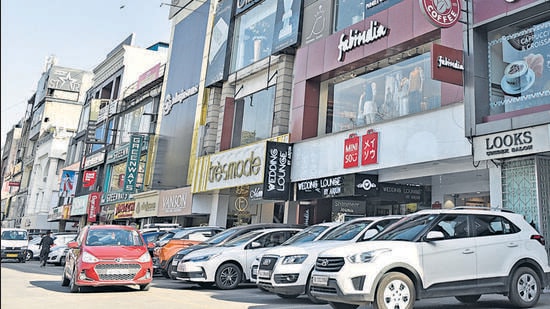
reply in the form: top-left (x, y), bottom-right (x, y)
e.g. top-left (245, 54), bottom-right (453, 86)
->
top-left (221, 230), bottom-right (263, 247)
top-left (86, 229), bottom-right (144, 246)
top-left (372, 214), bottom-right (438, 241)
top-left (319, 220), bottom-right (374, 241)
top-left (281, 225), bottom-right (332, 245)
top-left (1, 230), bottom-right (27, 240)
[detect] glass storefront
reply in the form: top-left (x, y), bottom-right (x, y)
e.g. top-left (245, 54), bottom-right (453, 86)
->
top-left (322, 52), bottom-right (441, 133)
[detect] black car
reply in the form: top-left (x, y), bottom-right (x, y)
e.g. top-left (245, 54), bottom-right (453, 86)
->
top-left (168, 223), bottom-right (304, 280)
top-left (141, 230), bottom-right (169, 257)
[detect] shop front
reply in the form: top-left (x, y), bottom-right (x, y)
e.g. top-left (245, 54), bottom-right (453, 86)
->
top-left (132, 190), bottom-right (160, 229)
top-left (158, 187), bottom-right (206, 227)
top-left (192, 136), bottom-right (293, 227)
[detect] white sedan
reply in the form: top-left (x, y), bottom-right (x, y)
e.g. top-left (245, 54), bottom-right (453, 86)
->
top-left (176, 227), bottom-right (302, 289)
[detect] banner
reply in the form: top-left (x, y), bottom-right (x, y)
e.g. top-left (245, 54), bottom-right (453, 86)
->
top-left (124, 135), bottom-right (143, 192)
top-left (59, 170), bottom-right (77, 197)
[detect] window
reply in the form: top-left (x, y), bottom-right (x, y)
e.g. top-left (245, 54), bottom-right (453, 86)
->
top-left (333, 0), bottom-right (403, 32)
top-left (487, 18), bottom-right (550, 119)
top-left (232, 87), bottom-right (275, 147)
top-left (231, 0), bottom-right (277, 71)
top-left (323, 53), bottom-right (440, 134)
top-left (433, 214), bottom-right (469, 239)
top-left (473, 215), bottom-right (519, 237)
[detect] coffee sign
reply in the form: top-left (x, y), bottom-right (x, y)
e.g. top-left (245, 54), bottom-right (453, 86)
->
top-left (419, 0), bottom-right (461, 28)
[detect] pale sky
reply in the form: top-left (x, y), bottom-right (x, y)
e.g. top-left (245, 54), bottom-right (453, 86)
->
top-left (1, 0), bottom-right (172, 146)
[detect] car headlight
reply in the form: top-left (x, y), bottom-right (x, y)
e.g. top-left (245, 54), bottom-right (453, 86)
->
top-left (282, 254), bottom-right (308, 264)
top-left (346, 248), bottom-right (391, 264)
top-left (82, 251), bottom-right (99, 263)
top-left (189, 253), bottom-right (220, 262)
top-left (138, 252), bottom-right (151, 263)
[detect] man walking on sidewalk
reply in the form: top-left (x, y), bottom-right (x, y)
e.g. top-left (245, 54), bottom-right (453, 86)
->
top-left (38, 230), bottom-right (54, 267)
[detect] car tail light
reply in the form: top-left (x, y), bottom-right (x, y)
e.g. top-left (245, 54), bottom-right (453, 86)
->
top-left (531, 234), bottom-right (545, 246)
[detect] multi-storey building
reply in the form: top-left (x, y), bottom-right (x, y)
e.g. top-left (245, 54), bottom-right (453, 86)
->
top-left (69, 34), bottom-right (168, 228)
top-left (1, 122), bottom-right (23, 227)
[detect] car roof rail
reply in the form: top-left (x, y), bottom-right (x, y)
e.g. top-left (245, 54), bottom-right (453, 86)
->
top-left (452, 206), bottom-right (515, 213)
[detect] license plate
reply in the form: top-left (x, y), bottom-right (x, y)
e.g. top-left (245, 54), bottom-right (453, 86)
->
top-left (311, 275), bottom-right (328, 286)
top-left (106, 268), bottom-right (128, 275)
top-left (258, 270), bottom-right (271, 278)
top-left (6, 253), bottom-right (18, 258)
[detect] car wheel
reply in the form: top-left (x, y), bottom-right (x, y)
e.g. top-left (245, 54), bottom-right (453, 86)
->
top-left (328, 302), bottom-right (359, 309)
top-left (61, 269), bottom-right (70, 286)
top-left (69, 269), bottom-right (80, 293)
top-left (276, 293), bottom-right (300, 299)
top-left (306, 271), bottom-right (328, 304)
top-left (508, 267), bottom-right (541, 308)
top-left (25, 250), bottom-right (33, 261)
top-left (455, 295), bottom-right (481, 303)
top-left (373, 272), bottom-right (415, 309)
top-left (139, 283), bottom-right (150, 291)
top-left (215, 262), bottom-right (242, 290)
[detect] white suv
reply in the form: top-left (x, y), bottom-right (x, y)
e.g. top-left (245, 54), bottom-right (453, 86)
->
top-left (256, 216), bottom-right (402, 303)
top-left (310, 208), bottom-right (550, 309)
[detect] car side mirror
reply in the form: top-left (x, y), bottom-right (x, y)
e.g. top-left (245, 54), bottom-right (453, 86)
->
top-left (250, 241), bottom-right (262, 249)
top-left (425, 231), bottom-right (445, 241)
top-left (363, 229), bottom-right (379, 240)
top-left (67, 241), bottom-right (79, 249)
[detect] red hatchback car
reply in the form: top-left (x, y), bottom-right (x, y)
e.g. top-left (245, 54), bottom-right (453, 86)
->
top-left (62, 225), bottom-right (153, 293)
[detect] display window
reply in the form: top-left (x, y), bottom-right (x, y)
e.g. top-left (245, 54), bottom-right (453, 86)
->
top-left (487, 18), bottom-right (550, 119)
top-left (231, 0), bottom-right (277, 71)
top-left (334, 0), bottom-right (403, 32)
top-left (116, 102), bottom-right (153, 145)
top-left (323, 52), bottom-right (441, 134)
top-left (232, 87), bottom-right (275, 147)
top-left (107, 155), bottom-right (146, 192)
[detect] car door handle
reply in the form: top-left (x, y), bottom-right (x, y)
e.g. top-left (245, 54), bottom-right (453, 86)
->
top-left (462, 249), bottom-right (475, 254)
top-left (507, 243), bottom-right (519, 248)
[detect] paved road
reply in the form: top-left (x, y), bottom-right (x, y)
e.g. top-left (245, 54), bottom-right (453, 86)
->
top-left (2, 259), bottom-right (549, 309)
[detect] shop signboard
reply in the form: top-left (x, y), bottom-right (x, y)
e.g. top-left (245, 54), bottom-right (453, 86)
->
top-left (114, 201), bottom-right (135, 219)
top-left (431, 43), bottom-right (464, 86)
top-left (354, 174), bottom-right (379, 197)
top-left (87, 192), bottom-right (102, 223)
top-left (70, 195), bottom-right (89, 216)
top-left (296, 174), bottom-right (356, 200)
top-left (158, 187), bottom-right (192, 217)
top-left (123, 135), bottom-right (143, 192)
top-left (262, 141), bottom-right (292, 200)
top-left (361, 131), bottom-right (378, 165)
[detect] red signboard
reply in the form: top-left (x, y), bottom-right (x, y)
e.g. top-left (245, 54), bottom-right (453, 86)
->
top-left (343, 135), bottom-right (360, 168)
top-left (8, 181), bottom-right (20, 187)
top-left (361, 131), bottom-right (379, 165)
top-left (82, 171), bottom-right (97, 188)
top-left (432, 43), bottom-right (464, 86)
top-left (87, 192), bottom-right (102, 223)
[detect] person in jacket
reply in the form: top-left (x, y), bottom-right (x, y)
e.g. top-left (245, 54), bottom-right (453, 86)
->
top-left (38, 230), bottom-right (54, 267)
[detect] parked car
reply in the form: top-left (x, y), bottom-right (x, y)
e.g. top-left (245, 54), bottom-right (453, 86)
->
top-left (250, 222), bottom-right (341, 281)
top-left (310, 208), bottom-right (550, 309)
top-left (1, 228), bottom-right (30, 263)
top-left (169, 223), bottom-right (305, 280)
top-left (177, 227), bottom-right (303, 289)
top-left (62, 225), bottom-right (153, 293)
top-left (142, 230), bottom-right (170, 257)
top-left (154, 226), bottom-right (224, 278)
top-left (25, 236), bottom-right (42, 261)
top-left (140, 223), bottom-right (181, 233)
top-left (255, 216), bottom-right (402, 303)
top-left (47, 244), bottom-right (70, 266)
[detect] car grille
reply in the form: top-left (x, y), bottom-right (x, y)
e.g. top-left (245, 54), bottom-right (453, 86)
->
top-left (258, 256), bottom-right (278, 271)
top-left (311, 285), bottom-right (338, 294)
top-left (94, 263), bottom-right (142, 281)
top-left (315, 257), bottom-right (345, 272)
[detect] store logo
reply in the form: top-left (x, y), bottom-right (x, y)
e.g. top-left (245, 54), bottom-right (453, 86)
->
top-left (419, 0), bottom-right (461, 28)
top-left (337, 21), bottom-right (388, 61)
top-left (357, 179), bottom-right (377, 191)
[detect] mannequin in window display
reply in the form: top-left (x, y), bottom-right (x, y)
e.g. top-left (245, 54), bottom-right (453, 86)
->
top-left (408, 66), bottom-right (424, 114)
top-left (279, 0), bottom-right (294, 39)
top-left (397, 76), bottom-right (410, 116)
top-left (358, 81), bottom-right (377, 125)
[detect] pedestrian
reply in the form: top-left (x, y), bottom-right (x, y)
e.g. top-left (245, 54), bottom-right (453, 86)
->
top-left (38, 230), bottom-right (54, 267)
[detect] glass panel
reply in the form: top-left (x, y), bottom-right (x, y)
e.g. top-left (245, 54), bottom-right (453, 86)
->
top-left (325, 53), bottom-right (440, 134)
top-left (488, 19), bottom-right (550, 117)
top-left (231, 0), bottom-right (277, 72)
top-left (232, 87), bottom-right (275, 147)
